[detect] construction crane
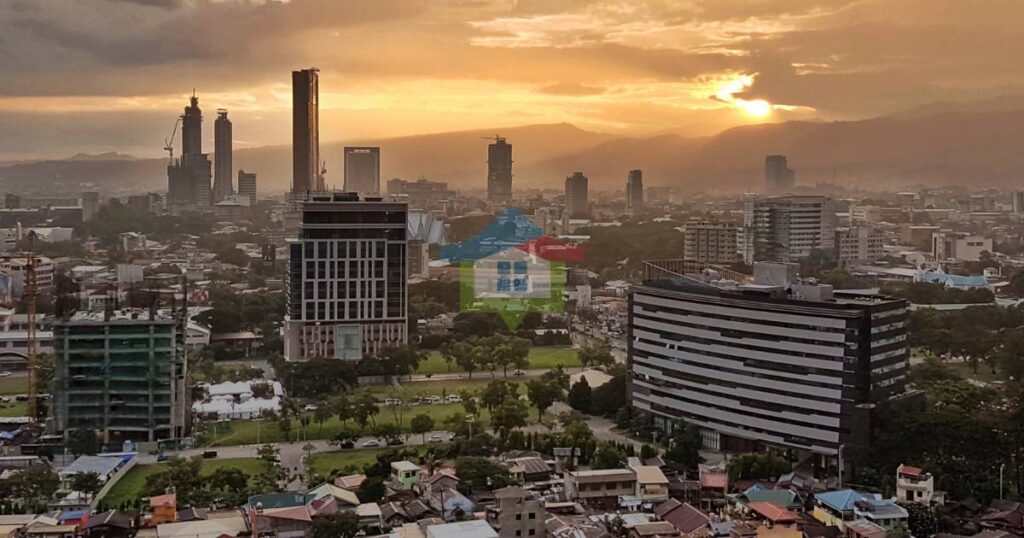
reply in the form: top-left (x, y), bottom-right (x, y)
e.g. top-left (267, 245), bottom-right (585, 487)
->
top-left (24, 233), bottom-right (38, 421)
top-left (163, 116), bottom-right (182, 163)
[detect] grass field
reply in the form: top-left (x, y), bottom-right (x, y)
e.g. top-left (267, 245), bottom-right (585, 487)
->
top-left (100, 458), bottom-right (266, 509)
top-left (306, 447), bottom-right (424, 476)
top-left (0, 377), bottom-right (27, 396)
top-left (201, 402), bottom-right (491, 447)
top-left (416, 346), bottom-right (579, 374)
top-left (365, 379), bottom-right (526, 398)
top-left (0, 400), bottom-right (28, 417)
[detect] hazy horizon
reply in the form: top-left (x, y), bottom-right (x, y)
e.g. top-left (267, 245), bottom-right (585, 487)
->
top-left (3, 0), bottom-right (1024, 160)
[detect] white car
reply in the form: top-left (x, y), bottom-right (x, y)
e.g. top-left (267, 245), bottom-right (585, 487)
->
top-left (360, 439), bottom-right (381, 448)
top-left (0, 371), bottom-right (12, 377)
top-left (427, 434), bottom-right (445, 444)
top-left (384, 398), bottom-right (402, 406)
top-left (303, 404), bottom-right (318, 411)
top-left (445, 394), bottom-right (462, 403)
top-left (424, 396), bottom-right (442, 405)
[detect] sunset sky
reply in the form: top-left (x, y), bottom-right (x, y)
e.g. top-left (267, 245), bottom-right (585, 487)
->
top-left (2, 0), bottom-right (1023, 159)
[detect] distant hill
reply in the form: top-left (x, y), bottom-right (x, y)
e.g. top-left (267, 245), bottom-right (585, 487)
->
top-left (6, 104), bottom-right (1024, 196)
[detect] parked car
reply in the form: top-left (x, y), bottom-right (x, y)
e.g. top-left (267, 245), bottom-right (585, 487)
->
top-left (303, 404), bottom-right (318, 411)
top-left (427, 434), bottom-right (445, 444)
top-left (384, 398), bottom-right (402, 406)
top-left (387, 438), bottom-right (405, 446)
top-left (0, 371), bottom-right (12, 377)
top-left (156, 454), bottom-right (173, 462)
top-left (360, 439), bottom-right (381, 448)
top-left (202, 450), bottom-right (218, 459)
top-left (445, 394), bottom-right (462, 403)
top-left (513, 369), bottom-right (526, 376)
top-left (424, 396), bottom-right (442, 405)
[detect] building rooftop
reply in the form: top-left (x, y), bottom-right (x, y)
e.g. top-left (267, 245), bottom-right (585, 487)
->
top-left (424, 520), bottom-right (498, 538)
top-left (59, 455), bottom-right (126, 478)
top-left (64, 309), bottom-right (177, 323)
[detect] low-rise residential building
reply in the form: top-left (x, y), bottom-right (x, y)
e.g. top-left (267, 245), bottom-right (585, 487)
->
top-left (565, 469), bottom-right (637, 509)
top-left (486, 486), bottom-right (546, 538)
top-left (812, 490), bottom-right (908, 532)
top-left (896, 464), bottom-right (945, 506)
top-left (391, 461), bottom-right (423, 489)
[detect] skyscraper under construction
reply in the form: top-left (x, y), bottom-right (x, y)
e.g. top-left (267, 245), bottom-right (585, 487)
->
top-left (167, 93), bottom-right (212, 211)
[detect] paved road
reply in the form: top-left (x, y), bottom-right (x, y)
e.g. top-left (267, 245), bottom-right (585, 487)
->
top-left (406, 368), bottom-right (556, 382)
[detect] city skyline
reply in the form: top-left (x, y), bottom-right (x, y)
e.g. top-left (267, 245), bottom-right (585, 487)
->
top-left (3, 0), bottom-right (1024, 160)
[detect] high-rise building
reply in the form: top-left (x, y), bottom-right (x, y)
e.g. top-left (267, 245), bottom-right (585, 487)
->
top-left (167, 94), bottom-right (212, 210)
top-left (284, 192), bottom-right (408, 361)
top-left (626, 169), bottom-right (644, 212)
top-left (765, 155), bottom-right (795, 193)
top-left (564, 172), bottom-right (589, 218)
top-left (752, 195), bottom-right (836, 262)
top-left (683, 223), bottom-right (740, 264)
top-left (52, 309), bottom-right (189, 443)
top-left (213, 109), bottom-right (234, 202)
top-left (292, 68), bottom-right (323, 194)
top-left (81, 191), bottom-right (99, 222)
top-left (629, 260), bottom-right (908, 460)
top-left (344, 147), bottom-right (381, 194)
top-left (238, 170), bottom-right (257, 207)
top-left (487, 137), bottom-right (513, 204)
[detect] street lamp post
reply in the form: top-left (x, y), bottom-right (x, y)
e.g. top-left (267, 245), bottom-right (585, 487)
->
top-left (1000, 463), bottom-right (1006, 501)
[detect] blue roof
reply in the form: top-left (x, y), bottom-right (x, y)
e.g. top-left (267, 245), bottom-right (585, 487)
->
top-left (815, 489), bottom-right (881, 512)
top-left (59, 510), bottom-right (86, 522)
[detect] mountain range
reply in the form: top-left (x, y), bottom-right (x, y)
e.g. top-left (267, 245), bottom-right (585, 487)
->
top-left (4, 100), bottom-right (1024, 196)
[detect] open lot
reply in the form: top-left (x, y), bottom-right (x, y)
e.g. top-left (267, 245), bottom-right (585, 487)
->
top-left (0, 400), bottom-right (28, 417)
top-left (415, 346), bottom-right (579, 374)
top-left (307, 447), bottom-right (424, 476)
top-left (201, 402), bottom-right (490, 447)
top-left (100, 457), bottom-right (266, 509)
top-left (0, 376), bottom-right (27, 396)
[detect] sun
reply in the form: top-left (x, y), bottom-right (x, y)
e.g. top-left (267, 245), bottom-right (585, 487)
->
top-left (739, 99), bottom-right (772, 118)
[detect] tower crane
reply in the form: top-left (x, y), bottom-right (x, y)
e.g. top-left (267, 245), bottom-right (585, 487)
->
top-left (163, 116), bottom-right (182, 163)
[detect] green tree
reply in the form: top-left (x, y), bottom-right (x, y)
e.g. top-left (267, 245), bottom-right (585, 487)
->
top-left (314, 405), bottom-right (333, 434)
top-left (69, 472), bottom-right (102, 499)
top-left (567, 377), bottom-right (592, 413)
top-left (410, 414), bottom-right (435, 444)
top-left (313, 511), bottom-right (361, 538)
top-left (144, 457), bottom-right (202, 506)
top-left (592, 444), bottom-right (627, 469)
top-left (665, 424), bottom-right (704, 471)
top-left (356, 476), bottom-right (386, 503)
top-left (66, 429), bottom-right (101, 456)
top-left (727, 453), bottom-right (792, 481)
top-left (540, 365), bottom-right (570, 391)
top-left (526, 379), bottom-right (562, 424)
top-left (352, 393), bottom-right (380, 429)
top-left (490, 400), bottom-right (529, 435)
top-left (480, 380), bottom-right (516, 412)
top-left (455, 457), bottom-right (514, 493)
top-left (446, 341), bottom-right (479, 379)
